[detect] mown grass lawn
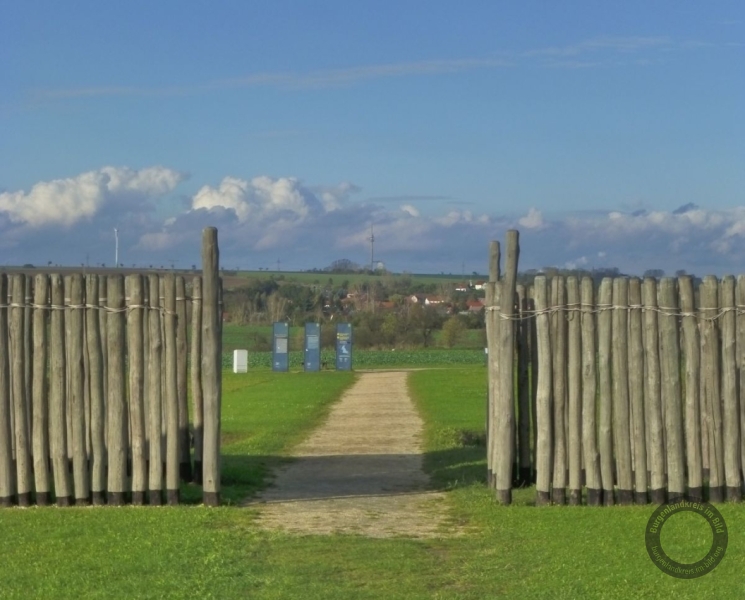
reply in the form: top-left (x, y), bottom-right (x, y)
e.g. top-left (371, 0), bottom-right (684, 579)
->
top-left (1, 366), bottom-right (744, 598)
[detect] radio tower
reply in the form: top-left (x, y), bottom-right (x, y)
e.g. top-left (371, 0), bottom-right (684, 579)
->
top-left (368, 224), bottom-right (375, 271)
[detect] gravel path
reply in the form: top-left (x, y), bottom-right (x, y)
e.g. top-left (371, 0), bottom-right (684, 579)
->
top-left (247, 371), bottom-right (453, 538)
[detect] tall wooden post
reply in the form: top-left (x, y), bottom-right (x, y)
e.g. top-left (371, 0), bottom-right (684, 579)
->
top-left (701, 276), bottom-right (724, 502)
top-left (49, 275), bottom-right (72, 506)
top-left (495, 230), bottom-right (518, 505)
top-left (516, 284), bottom-right (531, 486)
top-left (10, 275), bottom-right (32, 506)
top-left (642, 278), bottom-right (666, 504)
top-left (580, 277), bottom-right (601, 506)
top-left (528, 288), bottom-right (538, 484)
top-left (550, 276), bottom-right (567, 505)
top-left (597, 278), bottom-right (614, 505)
top-left (736, 276), bottom-right (745, 487)
top-left (566, 277), bottom-right (582, 505)
top-left (720, 276), bottom-right (741, 501)
top-left (191, 276), bottom-right (204, 484)
top-left (0, 275), bottom-right (14, 507)
top-left (611, 278), bottom-right (633, 504)
top-left (31, 275), bottom-right (50, 505)
top-left (659, 278), bottom-right (685, 502)
top-left (533, 276), bottom-right (552, 505)
top-left (164, 274), bottom-right (180, 505)
top-left (176, 276), bottom-right (192, 482)
top-left (147, 275), bottom-right (164, 505)
top-left (679, 276), bottom-right (702, 500)
top-left (127, 275), bottom-right (147, 505)
top-left (628, 278), bottom-right (648, 504)
top-left (85, 275), bottom-right (106, 505)
top-left (106, 275), bottom-right (127, 505)
top-left (68, 274), bottom-right (89, 505)
top-left (202, 227), bottom-right (222, 506)
top-left (485, 241), bottom-right (500, 487)
top-left (23, 277), bottom-right (33, 459)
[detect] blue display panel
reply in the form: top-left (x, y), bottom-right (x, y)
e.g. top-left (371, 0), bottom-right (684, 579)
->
top-left (272, 322), bottom-right (289, 372)
top-left (336, 323), bottom-right (352, 371)
top-left (304, 322), bottom-right (320, 372)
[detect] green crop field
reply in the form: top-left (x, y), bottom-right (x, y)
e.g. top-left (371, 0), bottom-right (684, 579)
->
top-left (1, 366), bottom-right (742, 598)
top-left (229, 270), bottom-right (479, 288)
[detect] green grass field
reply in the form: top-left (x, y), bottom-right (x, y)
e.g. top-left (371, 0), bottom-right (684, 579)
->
top-left (1, 366), bottom-right (743, 598)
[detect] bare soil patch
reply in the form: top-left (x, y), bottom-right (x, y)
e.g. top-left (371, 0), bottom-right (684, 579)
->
top-left (246, 371), bottom-right (456, 538)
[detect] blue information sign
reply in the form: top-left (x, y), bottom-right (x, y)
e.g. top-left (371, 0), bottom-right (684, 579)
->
top-left (336, 323), bottom-right (352, 371)
top-left (304, 323), bottom-right (321, 372)
top-left (272, 322), bottom-right (289, 372)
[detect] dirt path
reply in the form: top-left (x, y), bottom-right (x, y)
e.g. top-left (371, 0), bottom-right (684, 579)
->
top-left (246, 371), bottom-right (454, 538)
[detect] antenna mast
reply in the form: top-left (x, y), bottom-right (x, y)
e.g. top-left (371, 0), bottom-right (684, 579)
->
top-left (368, 224), bottom-right (375, 271)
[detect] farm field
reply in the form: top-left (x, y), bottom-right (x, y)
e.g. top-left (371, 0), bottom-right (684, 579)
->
top-left (1, 367), bottom-right (742, 598)
top-left (222, 269), bottom-right (478, 290)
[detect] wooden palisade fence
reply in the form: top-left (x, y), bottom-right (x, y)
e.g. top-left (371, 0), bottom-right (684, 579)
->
top-left (487, 229), bottom-right (745, 506)
top-left (0, 226), bottom-right (222, 507)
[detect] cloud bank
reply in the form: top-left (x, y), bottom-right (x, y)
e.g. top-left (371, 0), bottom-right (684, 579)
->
top-left (2, 166), bottom-right (745, 276)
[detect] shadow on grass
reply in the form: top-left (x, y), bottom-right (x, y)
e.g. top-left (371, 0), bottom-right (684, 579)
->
top-left (180, 447), bottom-right (489, 506)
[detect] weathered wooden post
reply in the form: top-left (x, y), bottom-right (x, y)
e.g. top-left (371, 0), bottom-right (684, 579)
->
top-left (701, 276), bottom-right (724, 502)
top-left (737, 276), bottom-right (745, 482)
top-left (202, 227), bottom-right (222, 506)
top-left (550, 276), bottom-right (567, 505)
top-left (566, 277), bottom-right (582, 505)
top-left (659, 278), bottom-right (685, 502)
top-left (720, 276), bottom-right (741, 501)
top-left (597, 278), bottom-right (614, 505)
top-left (191, 276), bottom-right (204, 484)
top-left (611, 278), bottom-right (633, 504)
top-left (484, 282), bottom-right (502, 488)
top-left (528, 287), bottom-right (538, 484)
top-left (641, 278), bottom-right (666, 504)
top-left (127, 275), bottom-right (147, 505)
top-left (0, 275), bottom-right (13, 507)
top-left (98, 276), bottom-right (108, 433)
top-left (176, 276), bottom-right (192, 482)
top-left (163, 274), bottom-right (180, 505)
top-left (628, 278), bottom-right (648, 504)
top-left (485, 241), bottom-right (500, 487)
top-left (85, 275), bottom-right (106, 505)
top-left (678, 276), bottom-right (702, 500)
top-left (534, 276), bottom-right (552, 506)
top-left (68, 274), bottom-right (89, 505)
top-left (49, 275), bottom-right (72, 506)
top-left (580, 277), bottom-right (601, 505)
top-left (106, 275), bottom-right (127, 505)
top-left (495, 230), bottom-right (518, 505)
top-left (31, 275), bottom-right (50, 505)
top-left (516, 284), bottom-right (531, 486)
top-left (10, 275), bottom-right (32, 506)
top-left (147, 274), bottom-right (164, 505)
top-left (23, 277), bottom-right (33, 454)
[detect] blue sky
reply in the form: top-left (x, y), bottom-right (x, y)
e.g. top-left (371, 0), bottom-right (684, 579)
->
top-left (1, 1), bottom-right (743, 275)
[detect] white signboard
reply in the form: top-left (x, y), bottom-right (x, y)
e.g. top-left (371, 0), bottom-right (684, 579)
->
top-left (233, 349), bottom-right (248, 373)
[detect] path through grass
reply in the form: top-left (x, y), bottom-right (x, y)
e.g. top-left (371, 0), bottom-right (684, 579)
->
top-left (1, 367), bottom-right (744, 598)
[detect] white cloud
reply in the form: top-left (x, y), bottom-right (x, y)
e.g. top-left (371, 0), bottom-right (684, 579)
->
top-left (191, 176), bottom-right (325, 224)
top-left (518, 208), bottom-right (545, 229)
top-left (3, 168), bottom-right (745, 277)
top-left (0, 166), bottom-right (185, 227)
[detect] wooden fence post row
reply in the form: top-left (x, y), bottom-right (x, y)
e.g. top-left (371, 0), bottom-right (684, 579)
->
top-left (486, 257), bottom-right (745, 506)
top-left (0, 228), bottom-right (221, 507)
